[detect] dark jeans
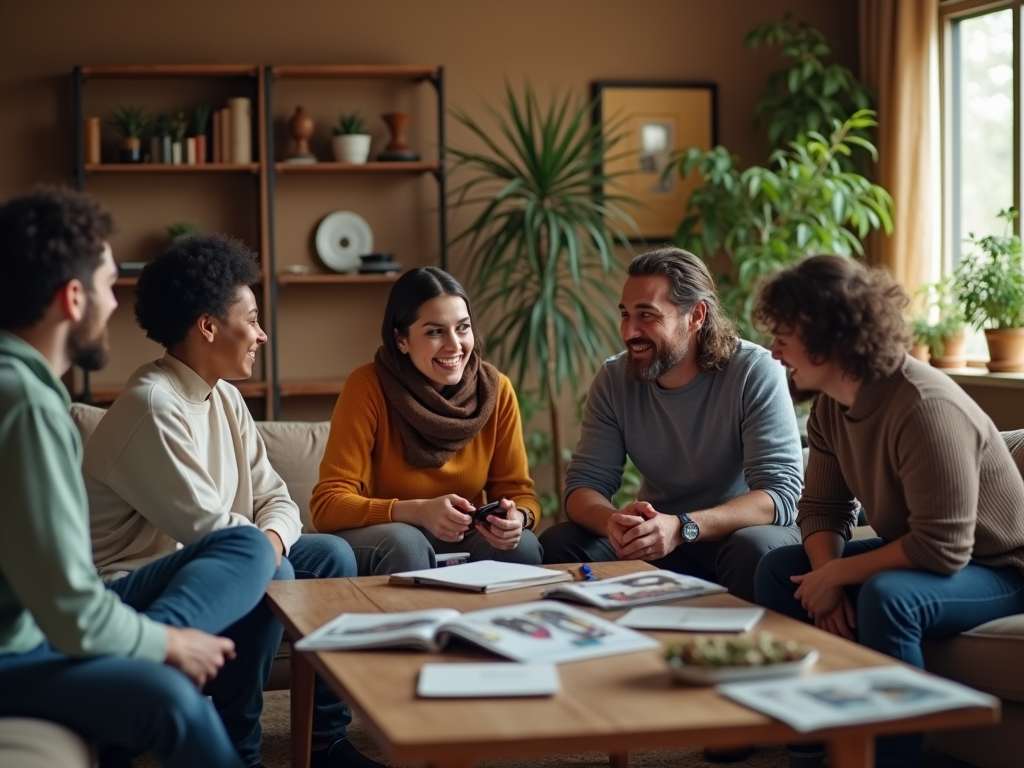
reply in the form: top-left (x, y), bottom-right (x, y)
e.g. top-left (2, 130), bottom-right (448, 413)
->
top-left (0, 526), bottom-right (278, 768)
top-left (755, 538), bottom-right (1024, 768)
top-left (539, 519), bottom-right (800, 603)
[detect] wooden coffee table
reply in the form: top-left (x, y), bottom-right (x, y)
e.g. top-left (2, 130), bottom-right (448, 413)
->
top-left (266, 562), bottom-right (997, 768)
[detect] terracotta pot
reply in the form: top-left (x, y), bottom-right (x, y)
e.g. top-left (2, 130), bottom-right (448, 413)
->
top-left (194, 135), bottom-right (207, 165)
top-left (909, 343), bottom-right (930, 363)
top-left (930, 332), bottom-right (967, 369)
top-left (985, 328), bottom-right (1024, 372)
top-left (117, 137), bottom-right (141, 163)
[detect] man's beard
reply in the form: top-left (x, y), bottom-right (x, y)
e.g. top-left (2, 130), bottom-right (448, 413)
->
top-left (625, 332), bottom-right (689, 382)
top-left (68, 296), bottom-right (109, 371)
top-left (787, 372), bottom-right (818, 404)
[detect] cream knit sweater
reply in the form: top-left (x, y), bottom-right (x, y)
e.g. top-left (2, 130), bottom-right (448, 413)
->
top-left (85, 354), bottom-right (302, 576)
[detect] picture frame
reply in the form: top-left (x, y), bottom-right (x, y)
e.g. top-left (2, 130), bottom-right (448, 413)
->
top-left (592, 81), bottom-right (718, 242)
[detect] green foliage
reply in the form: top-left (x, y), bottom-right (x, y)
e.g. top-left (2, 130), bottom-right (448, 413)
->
top-left (448, 81), bottom-right (636, 405)
top-left (954, 208), bottom-right (1024, 330)
top-left (171, 111), bottom-right (189, 143)
top-left (747, 14), bottom-right (874, 165)
top-left (166, 220), bottom-right (202, 239)
top-left (109, 104), bottom-right (150, 139)
top-left (332, 111), bottom-right (367, 135)
top-left (193, 105), bottom-right (211, 136)
top-left (911, 277), bottom-right (967, 358)
top-left (611, 457), bottom-right (642, 508)
top-left (670, 110), bottom-right (894, 339)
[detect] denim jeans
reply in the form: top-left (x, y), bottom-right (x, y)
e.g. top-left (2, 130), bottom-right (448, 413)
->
top-left (0, 526), bottom-right (278, 768)
top-left (755, 538), bottom-right (1024, 768)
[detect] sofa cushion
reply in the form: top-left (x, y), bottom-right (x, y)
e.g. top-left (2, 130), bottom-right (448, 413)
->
top-left (0, 718), bottom-right (93, 768)
top-left (923, 615), bottom-right (1024, 703)
top-left (69, 403), bottom-right (105, 446)
top-left (256, 420), bottom-right (330, 533)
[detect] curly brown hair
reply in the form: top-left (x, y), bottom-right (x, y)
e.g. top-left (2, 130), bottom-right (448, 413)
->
top-left (752, 255), bottom-right (911, 382)
top-left (0, 186), bottom-right (114, 329)
top-left (627, 247), bottom-right (738, 370)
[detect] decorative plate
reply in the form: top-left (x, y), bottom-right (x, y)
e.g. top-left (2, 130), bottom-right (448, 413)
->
top-left (668, 649), bottom-right (818, 686)
top-left (314, 211), bottom-right (374, 273)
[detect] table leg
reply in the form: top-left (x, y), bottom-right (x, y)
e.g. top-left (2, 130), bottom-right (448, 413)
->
top-left (291, 651), bottom-right (315, 768)
top-left (610, 752), bottom-right (629, 768)
top-left (827, 734), bottom-right (873, 768)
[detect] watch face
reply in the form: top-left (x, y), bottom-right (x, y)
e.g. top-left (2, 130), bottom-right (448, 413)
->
top-left (682, 522), bottom-right (699, 542)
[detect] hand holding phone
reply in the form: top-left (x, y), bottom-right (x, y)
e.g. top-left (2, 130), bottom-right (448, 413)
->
top-left (470, 500), bottom-right (505, 527)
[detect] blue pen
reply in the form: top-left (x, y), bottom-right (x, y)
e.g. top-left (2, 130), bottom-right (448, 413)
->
top-left (579, 563), bottom-right (596, 581)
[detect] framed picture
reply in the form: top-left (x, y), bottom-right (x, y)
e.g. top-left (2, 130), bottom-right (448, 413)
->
top-left (592, 81), bottom-right (717, 241)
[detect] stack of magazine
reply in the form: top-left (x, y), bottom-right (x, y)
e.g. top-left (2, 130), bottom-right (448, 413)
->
top-left (543, 569), bottom-right (727, 608)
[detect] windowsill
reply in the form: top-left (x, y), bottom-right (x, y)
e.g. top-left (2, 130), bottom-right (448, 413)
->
top-left (941, 367), bottom-right (1024, 390)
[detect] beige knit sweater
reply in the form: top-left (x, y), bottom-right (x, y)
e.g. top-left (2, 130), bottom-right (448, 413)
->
top-left (800, 355), bottom-right (1024, 575)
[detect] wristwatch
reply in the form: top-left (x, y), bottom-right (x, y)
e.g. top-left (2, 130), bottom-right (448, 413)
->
top-left (676, 512), bottom-right (699, 543)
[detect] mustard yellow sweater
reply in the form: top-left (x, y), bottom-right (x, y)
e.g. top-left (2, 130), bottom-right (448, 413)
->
top-left (311, 363), bottom-right (540, 531)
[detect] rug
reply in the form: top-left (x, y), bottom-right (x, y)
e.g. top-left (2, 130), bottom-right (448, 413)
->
top-left (137, 690), bottom-right (978, 767)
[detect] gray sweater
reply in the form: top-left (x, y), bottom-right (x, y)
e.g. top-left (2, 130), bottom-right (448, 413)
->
top-left (565, 341), bottom-right (803, 525)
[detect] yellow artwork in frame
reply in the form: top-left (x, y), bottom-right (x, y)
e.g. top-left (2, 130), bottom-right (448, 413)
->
top-left (593, 82), bottom-right (717, 241)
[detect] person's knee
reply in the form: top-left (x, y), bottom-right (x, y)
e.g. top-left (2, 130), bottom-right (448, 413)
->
top-left (538, 522), bottom-right (590, 564)
top-left (857, 572), bottom-right (911, 625)
top-left (294, 534), bottom-right (358, 579)
top-left (273, 556), bottom-right (295, 581)
top-left (372, 523), bottom-right (433, 571)
top-left (200, 526), bottom-right (278, 580)
top-left (753, 544), bottom-right (808, 607)
top-left (506, 530), bottom-right (543, 564)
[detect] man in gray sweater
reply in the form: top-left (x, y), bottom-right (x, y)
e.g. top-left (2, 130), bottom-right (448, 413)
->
top-left (540, 247), bottom-right (804, 603)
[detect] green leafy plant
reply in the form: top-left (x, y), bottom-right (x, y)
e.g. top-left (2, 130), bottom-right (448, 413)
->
top-left (193, 105), bottom-right (210, 136)
top-left (166, 220), bottom-right (202, 240)
top-left (109, 104), bottom-right (150, 139)
top-left (670, 110), bottom-right (893, 339)
top-left (171, 111), bottom-right (189, 143)
top-left (747, 14), bottom-right (874, 165)
top-left (332, 111), bottom-right (367, 136)
top-left (911, 277), bottom-right (967, 359)
top-left (954, 208), bottom-right (1024, 330)
top-left (449, 82), bottom-right (636, 512)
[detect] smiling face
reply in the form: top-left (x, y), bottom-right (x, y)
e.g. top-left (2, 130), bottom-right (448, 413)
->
top-left (396, 294), bottom-right (474, 391)
top-left (769, 327), bottom-right (841, 397)
top-left (619, 274), bottom-right (695, 382)
top-left (205, 285), bottom-right (267, 381)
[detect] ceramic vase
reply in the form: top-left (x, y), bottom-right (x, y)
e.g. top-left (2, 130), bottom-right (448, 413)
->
top-left (117, 137), bottom-right (141, 163)
top-left (332, 134), bottom-right (372, 164)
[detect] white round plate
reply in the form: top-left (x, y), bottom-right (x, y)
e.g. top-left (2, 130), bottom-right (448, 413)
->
top-left (315, 211), bottom-right (374, 272)
top-left (668, 648), bottom-right (818, 686)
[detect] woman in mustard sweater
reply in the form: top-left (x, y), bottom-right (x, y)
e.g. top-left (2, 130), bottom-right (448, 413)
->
top-left (311, 267), bottom-right (543, 575)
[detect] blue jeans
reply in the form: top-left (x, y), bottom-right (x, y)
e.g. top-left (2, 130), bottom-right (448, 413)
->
top-left (755, 538), bottom-right (1024, 768)
top-left (0, 526), bottom-right (278, 768)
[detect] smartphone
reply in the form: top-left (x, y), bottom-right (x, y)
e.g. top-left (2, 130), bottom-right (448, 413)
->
top-left (469, 500), bottom-right (504, 526)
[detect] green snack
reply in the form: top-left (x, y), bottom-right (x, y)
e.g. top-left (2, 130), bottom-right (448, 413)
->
top-left (664, 633), bottom-right (811, 669)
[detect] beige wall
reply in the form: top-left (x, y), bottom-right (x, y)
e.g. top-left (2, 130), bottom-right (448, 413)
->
top-left (0, 0), bottom-right (860, 424)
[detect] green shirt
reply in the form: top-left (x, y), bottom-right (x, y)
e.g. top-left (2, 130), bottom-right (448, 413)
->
top-left (0, 331), bottom-right (166, 661)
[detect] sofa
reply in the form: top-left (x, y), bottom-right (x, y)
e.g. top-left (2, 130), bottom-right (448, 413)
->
top-left (18, 405), bottom-right (1020, 768)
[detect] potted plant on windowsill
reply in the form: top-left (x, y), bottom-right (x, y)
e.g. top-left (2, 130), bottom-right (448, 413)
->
top-left (912, 277), bottom-right (967, 368)
top-left (110, 104), bottom-right (149, 163)
top-left (331, 111), bottom-right (372, 164)
top-left (954, 208), bottom-right (1024, 373)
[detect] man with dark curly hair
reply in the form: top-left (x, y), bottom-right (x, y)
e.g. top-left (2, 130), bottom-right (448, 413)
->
top-left (541, 247), bottom-right (805, 606)
top-left (82, 233), bottom-right (380, 768)
top-left (753, 255), bottom-right (1024, 768)
top-left (0, 187), bottom-right (281, 768)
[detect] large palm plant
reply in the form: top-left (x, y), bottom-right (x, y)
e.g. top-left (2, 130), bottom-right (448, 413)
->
top-left (448, 83), bottom-right (636, 513)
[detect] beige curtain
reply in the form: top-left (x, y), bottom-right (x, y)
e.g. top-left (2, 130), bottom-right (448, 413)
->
top-left (860, 0), bottom-right (939, 297)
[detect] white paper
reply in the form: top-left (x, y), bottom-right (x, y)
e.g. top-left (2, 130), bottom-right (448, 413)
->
top-left (617, 606), bottom-right (764, 633)
top-left (391, 560), bottom-right (572, 592)
top-left (718, 665), bottom-right (997, 733)
top-left (417, 662), bottom-right (560, 697)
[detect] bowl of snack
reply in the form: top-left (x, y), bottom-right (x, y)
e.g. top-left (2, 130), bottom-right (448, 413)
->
top-left (665, 633), bottom-right (818, 685)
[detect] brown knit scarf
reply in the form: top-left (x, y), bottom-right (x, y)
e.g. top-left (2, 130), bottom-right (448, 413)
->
top-left (374, 346), bottom-right (499, 468)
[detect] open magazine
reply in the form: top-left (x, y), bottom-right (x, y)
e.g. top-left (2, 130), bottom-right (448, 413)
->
top-left (294, 600), bottom-right (660, 664)
top-left (718, 665), bottom-right (997, 733)
top-left (543, 569), bottom-right (727, 609)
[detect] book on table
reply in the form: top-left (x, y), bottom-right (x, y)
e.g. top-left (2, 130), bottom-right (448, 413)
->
top-left (389, 559), bottom-right (572, 593)
top-left (543, 569), bottom-right (727, 609)
top-left (417, 662), bottom-right (560, 698)
top-left (617, 606), bottom-right (765, 633)
top-left (293, 600), bottom-right (661, 664)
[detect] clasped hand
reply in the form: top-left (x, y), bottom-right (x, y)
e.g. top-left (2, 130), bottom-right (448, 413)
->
top-left (791, 562), bottom-right (857, 640)
top-left (607, 501), bottom-right (679, 561)
top-left (422, 494), bottom-right (523, 550)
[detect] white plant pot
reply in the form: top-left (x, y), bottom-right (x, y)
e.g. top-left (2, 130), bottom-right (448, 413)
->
top-left (332, 134), bottom-right (372, 164)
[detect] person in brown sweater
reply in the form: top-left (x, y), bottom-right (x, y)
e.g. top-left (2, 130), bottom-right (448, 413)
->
top-left (752, 255), bottom-right (1024, 768)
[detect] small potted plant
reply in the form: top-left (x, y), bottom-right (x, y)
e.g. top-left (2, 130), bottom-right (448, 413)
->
top-left (171, 111), bottom-right (189, 165)
top-left (331, 111), bottom-right (372, 164)
top-left (110, 104), bottom-right (149, 163)
top-left (167, 220), bottom-right (202, 241)
top-left (954, 208), bottom-right (1024, 372)
top-left (193, 106), bottom-right (210, 165)
top-left (913, 278), bottom-right (967, 368)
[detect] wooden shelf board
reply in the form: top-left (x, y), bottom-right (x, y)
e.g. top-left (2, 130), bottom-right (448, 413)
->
top-left (85, 163), bottom-right (259, 174)
top-left (80, 64), bottom-right (260, 78)
top-left (278, 379), bottom-right (347, 397)
top-left (82, 380), bottom-right (268, 404)
top-left (943, 368), bottom-right (1024, 390)
top-left (277, 273), bottom-right (399, 285)
top-left (271, 64), bottom-right (438, 80)
top-left (274, 161), bottom-right (438, 174)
